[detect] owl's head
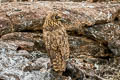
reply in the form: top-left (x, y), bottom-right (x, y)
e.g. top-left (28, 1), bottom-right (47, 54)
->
top-left (43, 11), bottom-right (65, 31)
top-left (47, 11), bottom-right (64, 22)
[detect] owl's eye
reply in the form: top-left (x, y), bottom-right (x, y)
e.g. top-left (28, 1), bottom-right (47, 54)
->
top-left (55, 15), bottom-right (61, 20)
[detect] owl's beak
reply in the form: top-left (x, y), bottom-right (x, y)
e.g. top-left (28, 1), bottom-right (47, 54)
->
top-left (59, 18), bottom-right (66, 23)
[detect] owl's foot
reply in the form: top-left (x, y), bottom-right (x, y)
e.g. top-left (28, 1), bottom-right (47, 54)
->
top-left (50, 69), bottom-right (62, 76)
top-left (50, 69), bottom-right (71, 80)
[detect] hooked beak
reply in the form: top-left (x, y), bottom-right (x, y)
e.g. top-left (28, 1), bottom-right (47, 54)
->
top-left (59, 18), bottom-right (66, 23)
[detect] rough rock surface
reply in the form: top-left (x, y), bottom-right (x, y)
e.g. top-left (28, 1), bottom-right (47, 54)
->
top-left (0, 1), bottom-right (120, 36)
top-left (1, 32), bottom-right (112, 58)
top-left (1, 32), bottom-right (43, 51)
top-left (0, 1), bottom-right (120, 80)
top-left (84, 22), bottom-right (120, 56)
top-left (0, 40), bottom-right (51, 80)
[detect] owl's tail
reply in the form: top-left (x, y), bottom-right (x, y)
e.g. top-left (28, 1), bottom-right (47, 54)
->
top-left (51, 55), bottom-right (66, 72)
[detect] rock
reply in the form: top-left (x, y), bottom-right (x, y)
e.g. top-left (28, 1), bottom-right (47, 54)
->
top-left (0, 0), bottom-right (8, 3)
top-left (1, 32), bottom-right (43, 51)
top-left (0, 39), bottom-right (34, 51)
top-left (84, 22), bottom-right (120, 56)
top-left (14, 40), bottom-right (34, 51)
top-left (0, 40), bottom-right (18, 50)
top-left (69, 36), bottom-right (112, 58)
top-left (63, 61), bottom-right (85, 80)
top-left (15, 50), bottom-right (31, 57)
top-left (1, 32), bottom-right (112, 58)
top-left (1, 32), bottom-right (42, 42)
top-left (108, 39), bottom-right (120, 56)
top-left (0, 2), bottom-right (120, 36)
top-left (0, 33), bottom-right (120, 80)
top-left (23, 57), bottom-right (50, 72)
top-left (1, 33), bottom-right (114, 79)
top-left (1, 32), bottom-right (45, 52)
top-left (0, 1), bottom-right (120, 80)
top-left (66, 57), bottom-right (120, 80)
top-left (64, 58), bottom-right (107, 80)
top-left (118, 14), bottom-right (120, 21)
top-left (0, 9), bottom-right (13, 37)
top-left (0, 42), bottom-right (52, 80)
top-left (84, 23), bottom-right (120, 42)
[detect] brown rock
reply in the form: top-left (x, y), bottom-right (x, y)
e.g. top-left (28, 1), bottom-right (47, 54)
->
top-left (1, 33), bottom-right (35, 51)
top-left (0, 2), bottom-right (120, 36)
top-left (1, 32), bottom-right (42, 42)
top-left (1, 32), bottom-right (43, 51)
top-left (108, 39), bottom-right (120, 56)
top-left (0, 9), bottom-right (13, 37)
top-left (65, 58), bottom-right (106, 80)
top-left (2, 40), bottom-right (34, 51)
top-left (84, 22), bottom-right (120, 56)
top-left (118, 14), bottom-right (120, 21)
top-left (13, 40), bottom-right (34, 51)
top-left (84, 23), bottom-right (120, 42)
top-left (69, 36), bottom-right (112, 58)
top-left (1, 32), bottom-right (112, 58)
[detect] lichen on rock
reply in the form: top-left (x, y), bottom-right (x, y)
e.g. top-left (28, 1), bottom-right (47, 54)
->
top-left (0, 1), bottom-right (120, 80)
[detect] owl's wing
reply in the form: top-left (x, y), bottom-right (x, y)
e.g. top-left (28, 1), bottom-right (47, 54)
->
top-left (52, 30), bottom-right (69, 71)
top-left (43, 31), bottom-right (52, 57)
top-left (50, 31), bottom-right (67, 72)
top-left (43, 29), bottom-right (69, 72)
top-left (56, 28), bottom-right (70, 61)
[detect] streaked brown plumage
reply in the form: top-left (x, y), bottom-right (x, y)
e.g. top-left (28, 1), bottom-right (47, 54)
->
top-left (43, 12), bottom-right (70, 75)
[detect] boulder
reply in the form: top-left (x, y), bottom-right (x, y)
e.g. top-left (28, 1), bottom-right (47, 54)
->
top-left (0, 1), bottom-right (120, 80)
top-left (0, 2), bottom-right (120, 36)
top-left (84, 22), bottom-right (120, 56)
top-left (1, 32), bottom-right (112, 58)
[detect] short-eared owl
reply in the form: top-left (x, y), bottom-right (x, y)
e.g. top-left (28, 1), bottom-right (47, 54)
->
top-left (43, 12), bottom-right (70, 76)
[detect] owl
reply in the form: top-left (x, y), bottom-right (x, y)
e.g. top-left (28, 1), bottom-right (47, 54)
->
top-left (43, 12), bottom-right (70, 76)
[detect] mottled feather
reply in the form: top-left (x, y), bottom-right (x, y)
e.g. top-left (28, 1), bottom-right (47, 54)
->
top-left (43, 12), bottom-right (70, 72)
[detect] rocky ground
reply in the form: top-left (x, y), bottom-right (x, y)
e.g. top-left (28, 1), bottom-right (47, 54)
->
top-left (0, 1), bottom-right (120, 80)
